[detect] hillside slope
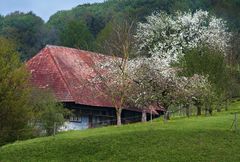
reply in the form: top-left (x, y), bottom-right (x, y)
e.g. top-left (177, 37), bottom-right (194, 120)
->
top-left (1, 102), bottom-right (240, 162)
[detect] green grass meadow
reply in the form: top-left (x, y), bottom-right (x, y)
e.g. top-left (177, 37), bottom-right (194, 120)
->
top-left (1, 102), bottom-right (240, 162)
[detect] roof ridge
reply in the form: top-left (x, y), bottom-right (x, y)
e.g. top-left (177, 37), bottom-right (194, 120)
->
top-left (47, 47), bottom-right (75, 102)
top-left (45, 44), bottom-right (113, 58)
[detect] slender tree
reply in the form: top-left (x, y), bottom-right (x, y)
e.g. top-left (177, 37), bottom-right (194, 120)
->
top-left (93, 19), bottom-right (135, 126)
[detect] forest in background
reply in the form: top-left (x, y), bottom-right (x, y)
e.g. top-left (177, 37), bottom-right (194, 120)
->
top-left (0, 0), bottom-right (239, 61)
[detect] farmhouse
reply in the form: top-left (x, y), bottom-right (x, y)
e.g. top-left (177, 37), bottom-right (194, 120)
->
top-left (26, 45), bottom-right (164, 130)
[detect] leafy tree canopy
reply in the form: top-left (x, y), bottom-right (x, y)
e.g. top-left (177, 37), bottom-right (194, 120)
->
top-left (0, 11), bottom-right (45, 61)
top-left (60, 20), bottom-right (95, 50)
top-left (177, 46), bottom-right (229, 94)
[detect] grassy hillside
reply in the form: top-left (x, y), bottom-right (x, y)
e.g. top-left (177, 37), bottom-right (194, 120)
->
top-left (1, 102), bottom-right (240, 162)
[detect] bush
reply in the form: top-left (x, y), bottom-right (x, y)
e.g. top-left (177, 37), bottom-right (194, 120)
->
top-left (30, 88), bottom-right (70, 135)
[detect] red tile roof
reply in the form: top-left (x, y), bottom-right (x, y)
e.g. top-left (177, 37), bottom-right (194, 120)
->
top-left (27, 45), bottom-right (113, 107)
top-left (27, 45), bottom-right (163, 115)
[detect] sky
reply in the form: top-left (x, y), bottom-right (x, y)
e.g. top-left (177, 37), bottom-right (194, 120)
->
top-left (0, 0), bottom-right (104, 22)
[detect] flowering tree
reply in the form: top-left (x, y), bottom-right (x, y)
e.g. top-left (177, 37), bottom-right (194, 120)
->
top-left (93, 20), bottom-right (135, 126)
top-left (127, 57), bottom-right (182, 120)
top-left (127, 62), bottom-right (160, 122)
top-left (135, 10), bottom-right (231, 67)
top-left (94, 57), bottom-right (132, 126)
top-left (175, 74), bottom-right (215, 116)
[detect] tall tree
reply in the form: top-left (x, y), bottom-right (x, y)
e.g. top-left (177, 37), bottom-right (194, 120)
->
top-left (0, 37), bottom-right (32, 145)
top-left (128, 63), bottom-right (156, 122)
top-left (93, 20), bottom-right (135, 126)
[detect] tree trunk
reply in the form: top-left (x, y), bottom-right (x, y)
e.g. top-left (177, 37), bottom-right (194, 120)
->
top-left (205, 104), bottom-right (208, 116)
top-left (207, 102), bottom-right (213, 116)
top-left (208, 106), bottom-right (213, 116)
top-left (225, 99), bottom-right (229, 111)
top-left (142, 110), bottom-right (147, 122)
top-left (164, 111), bottom-right (170, 122)
top-left (163, 104), bottom-right (170, 122)
top-left (116, 108), bottom-right (122, 126)
top-left (216, 101), bottom-right (222, 112)
top-left (194, 100), bottom-right (201, 116)
top-left (186, 104), bottom-right (190, 118)
top-left (196, 105), bottom-right (201, 116)
top-left (204, 100), bottom-right (211, 116)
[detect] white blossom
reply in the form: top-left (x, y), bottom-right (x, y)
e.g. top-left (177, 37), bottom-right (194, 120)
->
top-left (135, 10), bottom-right (231, 67)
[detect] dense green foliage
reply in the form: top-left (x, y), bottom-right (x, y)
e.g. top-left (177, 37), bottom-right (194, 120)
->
top-left (177, 46), bottom-right (231, 96)
top-left (174, 46), bottom-right (236, 114)
top-left (60, 20), bottom-right (95, 50)
top-left (1, 101), bottom-right (240, 161)
top-left (0, 12), bottom-right (46, 61)
top-left (179, 47), bottom-right (227, 86)
top-left (0, 37), bottom-right (32, 145)
top-left (95, 21), bottom-right (113, 54)
top-left (178, 45), bottom-right (240, 101)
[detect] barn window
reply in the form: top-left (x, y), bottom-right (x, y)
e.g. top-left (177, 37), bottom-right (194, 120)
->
top-left (70, 115), bottom-right (82, 123)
